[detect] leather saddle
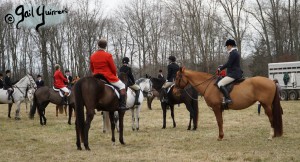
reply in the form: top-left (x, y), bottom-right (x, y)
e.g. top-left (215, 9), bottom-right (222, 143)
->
top-left (93, 74), bottom-right (120, 98)
top-left (215, 77), bottom-right (245, 93)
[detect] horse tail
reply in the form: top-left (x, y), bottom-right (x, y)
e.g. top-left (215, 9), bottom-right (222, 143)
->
top-left (74, 80), bottom-right (85, 142)
top-left (272, 85), bottom-right (283, 137)
top-left (29, 93), bottom-right (37, 119)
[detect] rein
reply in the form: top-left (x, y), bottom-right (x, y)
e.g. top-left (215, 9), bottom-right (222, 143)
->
top-left (177, 73), bottom-right (217, 98)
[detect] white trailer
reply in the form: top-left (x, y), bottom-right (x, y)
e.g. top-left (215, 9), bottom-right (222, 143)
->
top-left (268, 61), bottom-right (300, 100)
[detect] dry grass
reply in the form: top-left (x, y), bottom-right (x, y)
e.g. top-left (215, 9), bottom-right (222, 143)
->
top-left (0, 98), bottom-right (299, 162)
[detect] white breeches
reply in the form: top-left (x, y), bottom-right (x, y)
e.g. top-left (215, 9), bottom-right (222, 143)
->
top-left (217, 76), bottom-right (235, 88)
top-left (111, 80), bottom-right (126, 90)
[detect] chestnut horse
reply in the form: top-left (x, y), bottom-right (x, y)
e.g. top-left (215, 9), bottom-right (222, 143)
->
top-left (175, 67), bottom-right (283, 140)
top-left (74, 73), bottom-right (128, 150)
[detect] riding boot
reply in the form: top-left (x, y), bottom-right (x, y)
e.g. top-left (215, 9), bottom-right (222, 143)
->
top-left (162, 88), bottom-right (169, 103)
top-left (8, 90), bottom-right (13, 102)
top-left (119, 89), bottom-right (128, 110)
top-left (134, 90), bottom-right (141, 105)
top-left (220, 86), bottom-right (232, 104)
top-left (63, 95), bottom-right (68, 105)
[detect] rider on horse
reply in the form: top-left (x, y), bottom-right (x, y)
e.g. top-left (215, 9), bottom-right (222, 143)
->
top-left (120, 57), bottom-right (141, 105)
top-left (54, 64), bottom-right (69, 105)
top-left (217, 39), bottom-right (243, 104)
top-left (90, 39), bottom-right (127, 110)
top-left (4, 70), bottom-right (14, 102)
top-left (162, 56), bottom-right (179, 103)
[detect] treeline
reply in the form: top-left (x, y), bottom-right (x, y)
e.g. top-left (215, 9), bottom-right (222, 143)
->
top-left (0, 0), bottom-right (299, 85)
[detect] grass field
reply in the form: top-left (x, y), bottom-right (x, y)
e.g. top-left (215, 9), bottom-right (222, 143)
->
top-left (0, 98), bottom-right (299, 162)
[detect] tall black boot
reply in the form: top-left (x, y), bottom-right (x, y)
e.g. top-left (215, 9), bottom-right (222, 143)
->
top-left (220, 86), bottom-right (232, 104)
top-left (119, 89), bottom-right (128, 110)
top-left (134, 90), bottom-right (141, 105)
top-left (63, 95), bottom-right (68, 105)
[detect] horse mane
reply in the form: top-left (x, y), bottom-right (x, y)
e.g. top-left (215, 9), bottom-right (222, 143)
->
top-left (136, 78), bottom-right (146, 84)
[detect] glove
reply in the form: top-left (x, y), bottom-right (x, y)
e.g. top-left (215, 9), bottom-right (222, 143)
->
top-left (217, 68), bottom-right (221, 74)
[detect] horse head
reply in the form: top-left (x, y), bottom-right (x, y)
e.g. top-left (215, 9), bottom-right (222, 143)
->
top-left (136, 78), bottom-right (153, 97)
top-left (175, 67), bottom-right (189, 89)
top-left (26, 74), bottom-right (37, 89)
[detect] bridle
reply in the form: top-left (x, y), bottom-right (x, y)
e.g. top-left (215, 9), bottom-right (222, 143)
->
top-left (176, 72), bottom-right (217, 97)
top-left (12, 75), bottom-right (37, 98)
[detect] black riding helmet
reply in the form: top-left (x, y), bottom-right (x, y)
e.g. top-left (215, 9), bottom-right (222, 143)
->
top-left (6, 70), bottom-right (11, 74)
top-left (168, 56), bottom-right (176, 62)
top-left (122, 57), bottom-right (130, 64)
top-left (225, 39), bottom-right (236, 47)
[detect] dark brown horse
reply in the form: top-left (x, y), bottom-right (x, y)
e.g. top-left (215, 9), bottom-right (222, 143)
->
top-left (146, 88), bottom-right (159, 110)
top-left (74, 73), bottom-right (128, 150)
top-left (151, 77), bottom-right (199, 130)
top-left (29, 86), bottom-right (75, 125)
top-left (175, 67), bottom-right (283, 140)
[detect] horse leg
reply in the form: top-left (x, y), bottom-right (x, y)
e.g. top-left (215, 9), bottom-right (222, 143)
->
top-left (68, 105), bottom-right (73, 125)
top-left (42, 109), bottom-right (47, 125)
top-left (109, 111), bottom-right (116, 145)
top-left (136, 106), bottom-right (140, 131)
top-left (261, 103), bottom-right (274, 140)
top-left (213, 107), bottom-right (224, 140)
top-left (131, 108), bottom-right (135, 131)
top-left (64, 105), bottom-right (67, 116)
top-left (15, 101), bottom-right (21, 120)
top-left (83, 110), bottom-right (94, 151)
top-left (162, 103), bottom-right (167, 129)
top-left (118, 110), bottom-right (126, 145)
top-left (170, 105), bottom-right (176, 128)
top-left (75, 119), bottom-right (82, 150)
top-left (8, 103), bottom-right (12, 118)
top-left (56, 105), bottom-right (58, 117)
top-left (188, 117), bottom-right (192, 130)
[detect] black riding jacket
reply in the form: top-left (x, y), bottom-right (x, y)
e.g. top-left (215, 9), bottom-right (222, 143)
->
top-left (220, 49), bottom-right (243, 79)
top-left (119, 65), bottom-right (135, 86)
top-left (4, 76), bottom-right (12, 89)
top-left (167, 62), bottom-right (179, 82)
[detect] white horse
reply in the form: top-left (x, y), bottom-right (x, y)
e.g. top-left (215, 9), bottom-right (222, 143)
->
top-left (103, 78), bottom-right (153, 132)
top-left (0, 74), bottom-right (36, 119)
top-left (128, 78), bottom-right (153, 131)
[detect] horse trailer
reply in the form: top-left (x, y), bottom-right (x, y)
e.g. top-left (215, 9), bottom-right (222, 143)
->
top-left (268, 61), bottom-right (300, 100)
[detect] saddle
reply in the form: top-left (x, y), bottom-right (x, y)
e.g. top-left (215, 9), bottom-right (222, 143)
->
top-left (215, 77), bottom-right (245, 93)
top-left (167, 84), bottom-right (175, 94)
top-left (52, 87), bottom-right (71, 97)
top-left (93, 74), bottom-right (120, 98)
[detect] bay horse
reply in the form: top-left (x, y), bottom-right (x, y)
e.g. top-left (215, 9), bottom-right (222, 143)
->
top-left (29, 86), bottom-right (75, 125)
top-left (74, 73), bottom-right (128, 150)
top-left (0, 74), bottom-right (37, 120)
top-left (151, 77), bottom-right (199, 130)
top-left (175, 67), bottom-right (283, 140)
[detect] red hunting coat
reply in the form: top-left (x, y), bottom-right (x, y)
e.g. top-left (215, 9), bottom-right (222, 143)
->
top-left (90, 50), bottom-right (119, 82)
top-left (54, 70), bottom-right (68, 88)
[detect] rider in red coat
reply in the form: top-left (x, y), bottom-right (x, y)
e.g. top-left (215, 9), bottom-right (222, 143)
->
top-left (90, 39), bottom-right (127, 110)
top-left (54, 64), bottom-right (69, 104)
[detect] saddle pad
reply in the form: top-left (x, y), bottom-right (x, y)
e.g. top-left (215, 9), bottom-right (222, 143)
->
top-left (105, 84), bottom-right (120, 98)
top-left (53, 87), bottom-right (71, 97)
top-left (167, 84), bottom-right (175, 93)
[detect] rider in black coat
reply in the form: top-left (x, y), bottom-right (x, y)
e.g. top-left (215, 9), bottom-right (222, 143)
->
top-left (4, 70), bottom-right (13, 101)
top-left (119, 57), bottom-right (141, 105)
top-left (217, 39), bottom-right (243, 104)
top-left (0, 73), bottom-right (3, 89)
top-left (162, 56), bottom-right (179, 103)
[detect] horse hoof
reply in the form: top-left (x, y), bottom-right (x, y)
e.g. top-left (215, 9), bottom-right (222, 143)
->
top-left (77, 147), bottom-right (82, 150)
top-left (187, 127), bottom-right (191, 130)
top-left (112, 142), bottom-right (115, 146)
top-left (85, 147), bottom-right (91, 151)
top-left (132, 128), bottom-right (135, 131)
top-left (136, 128), bottom-right (139, 131)
top-left (192, 127), bottom-right (197, 131)
top-left (8, 116), bottom-right (11, 118)
top-left (15, 117), bottom-right (21, 120)
top-left (162, 127), bottom-right (166, 129)
top-left (103, 130), bottom-right (106, 133)
top-left (217, 138), bottom-right (223, 141)
top-left (68, 122), bottom-right (71, 125)
top-left (268, 137), bottom-right (273, 141)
